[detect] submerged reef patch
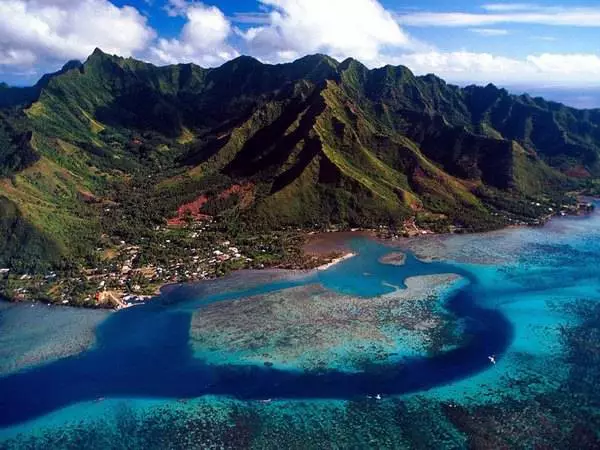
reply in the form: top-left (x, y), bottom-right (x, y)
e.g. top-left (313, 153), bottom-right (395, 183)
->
top-left (0, 303), bottom-right (108, 375)
top-left (191, 275), bottom-right (462, 371)
top-left (379, 252), bottom-right (407, 266)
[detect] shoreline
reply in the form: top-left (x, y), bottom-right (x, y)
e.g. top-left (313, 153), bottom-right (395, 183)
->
top-left (0, 224), bottom-right (560, 311)
top-left (315, 252), bottom-right (357, 271)
top-left (4, 202), bottom-right (597, 310)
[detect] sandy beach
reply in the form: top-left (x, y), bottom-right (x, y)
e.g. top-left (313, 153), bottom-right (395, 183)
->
top-left (316, 252), bottom-right (357, 270)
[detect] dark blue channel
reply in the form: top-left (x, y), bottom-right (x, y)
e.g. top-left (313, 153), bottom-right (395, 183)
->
top-left (0, 239), bottom-right (513, 427)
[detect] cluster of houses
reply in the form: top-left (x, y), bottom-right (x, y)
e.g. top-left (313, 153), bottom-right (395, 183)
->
top-left (4, 199), bottom-right (594, 308)
top-left (1, 228), bottom-right (256, 308)
top-left (85, 237), bottom-right (253, 309)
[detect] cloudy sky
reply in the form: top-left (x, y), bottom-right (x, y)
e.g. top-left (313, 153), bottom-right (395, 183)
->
top-left (2, 0), bottom-right (600, 100)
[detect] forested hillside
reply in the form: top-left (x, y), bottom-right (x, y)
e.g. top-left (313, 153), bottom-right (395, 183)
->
top-left (1, 48), bottom-right (598, 277)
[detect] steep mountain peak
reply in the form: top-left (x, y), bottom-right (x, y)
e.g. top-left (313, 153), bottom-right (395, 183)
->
top-left (0, 59), bottom-right (84, 107)
top-left (465, 83), bottom-right (505, 95)
top-left (419, 73), bottom-right (446, 84)
top-left (339, 57), bottom-right (367, 71)
top-left (387, 64), bottom-right (415, 78)
top-left (90, 47), bottom-right (110, 59)
top-left (484, 82), bottom-right (507, 95)
top-left (84, 48), bottom-right (132, 69)
top-left (269, 54), bottom-right (340, 83)
top-left (35, 60), bottom-right (83, 89)
top-left (338, 57), bottom-right (369, 93)
top-left (294, 53), bottom-right (339, 67)
top-left (221, 54), bottom-right (262, 69)
top-left (62, 60), bottom-right (84, 72)
top-left (369, 64), bottom-right (417, 87)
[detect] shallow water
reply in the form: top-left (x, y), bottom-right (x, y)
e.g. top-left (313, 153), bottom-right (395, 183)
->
top-left (1, 208), bottom-right (600, 448)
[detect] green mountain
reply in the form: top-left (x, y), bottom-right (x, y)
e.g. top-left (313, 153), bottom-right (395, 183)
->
top-left (1, 48), bottom-right (597, 271)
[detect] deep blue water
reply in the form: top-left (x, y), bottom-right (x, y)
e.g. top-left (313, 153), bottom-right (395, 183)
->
top-left (0, 239), bottom-right (513, 428)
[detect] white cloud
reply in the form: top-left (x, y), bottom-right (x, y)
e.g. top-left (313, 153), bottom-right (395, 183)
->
top-left (164, 0), bottom-right (188, 17)
top-left (394, 51), bottom-right (600, 86)
top-left (469, 28), bottom-right (509, 36)
top-left (1, 0), bottom-right (598, 89)
top-left (0, 49), bottom-right (37, 66)
top-left (150, 2), bottom-right (238, 66)
top-left (397, 5), bottom-right (600, 27)
top-left (397, 51), bottom-right (524, 81)
top-left (0, 0), bottom-right (155, 68)
top-left (239, 0), bottom-right (421, 64)
top-left (230, 12), bottom-right (271, 25)
top-left (527, 53), bottom-right (600, 75)
top-left (482, 3), bottom-right (546, 12)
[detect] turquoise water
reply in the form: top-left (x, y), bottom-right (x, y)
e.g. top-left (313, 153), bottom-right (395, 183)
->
top-left (1, 208), bottom-right (600, 448)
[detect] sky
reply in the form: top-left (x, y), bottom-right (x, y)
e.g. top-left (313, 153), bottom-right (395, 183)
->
top-left (1, 0), bottom-right (600, 104)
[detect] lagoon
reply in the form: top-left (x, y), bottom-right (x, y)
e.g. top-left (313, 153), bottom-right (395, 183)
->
top-left (1, 208), bottom-right (600, 448)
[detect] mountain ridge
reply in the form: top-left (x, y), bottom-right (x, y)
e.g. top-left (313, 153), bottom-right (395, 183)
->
top-left (0, 48), bottom-right (597, 274)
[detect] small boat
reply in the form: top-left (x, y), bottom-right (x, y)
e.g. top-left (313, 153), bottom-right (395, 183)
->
top-left (260, 399), bottom-right (272, 403)
top-left (488, 355), bottom-right (496, 365)
top-left (375, 394), bottom-right (382, 400)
